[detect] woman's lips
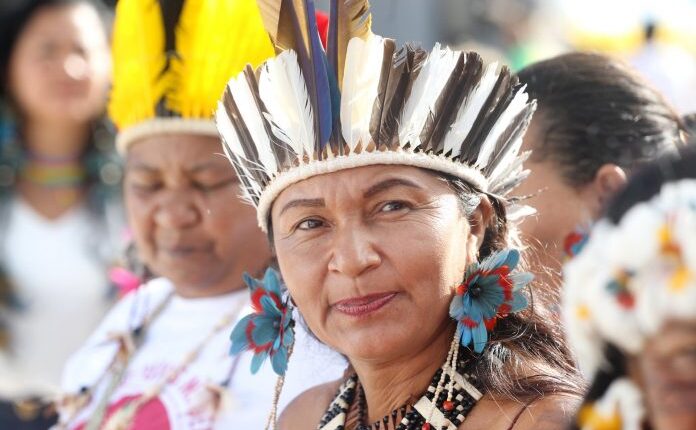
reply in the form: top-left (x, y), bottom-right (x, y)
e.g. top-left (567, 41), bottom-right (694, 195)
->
top-left (333, 292), bottom-right (398, 317)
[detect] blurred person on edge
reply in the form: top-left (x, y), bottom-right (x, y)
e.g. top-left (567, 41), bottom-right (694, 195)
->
top-left (564, 147), bottom-right (696, 430)
top-left (0, 0), bottom-right (123, 428)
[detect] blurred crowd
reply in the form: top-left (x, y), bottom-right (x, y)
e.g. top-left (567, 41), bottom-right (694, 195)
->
top-left (0, 0), bottom-right (694, 429)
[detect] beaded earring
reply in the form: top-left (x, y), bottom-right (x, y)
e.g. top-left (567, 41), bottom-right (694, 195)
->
top-left (229, 268), bottom-right (295, 430)
top-left (419, 249), bottom-right (533, 428)
top-left (449, 248), bottom-right (532, 353)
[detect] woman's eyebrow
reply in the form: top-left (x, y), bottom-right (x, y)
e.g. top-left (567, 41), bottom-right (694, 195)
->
top-left (363, 178), bottom-right (423, 199)
top-left (126, 161), bottom-right (158, 173)
top-left (278, 198), bottom-right (325, 216)
top-left (188, 161), bottom-right (228, 174)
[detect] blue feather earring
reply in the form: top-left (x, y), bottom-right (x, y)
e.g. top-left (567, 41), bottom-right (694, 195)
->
top-left (449, 249), bottom-right (533, 353)
top-left (229, 268), bottom-right (295, 429)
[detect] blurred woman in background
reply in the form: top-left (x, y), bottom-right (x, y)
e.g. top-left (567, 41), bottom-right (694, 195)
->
top-left (564, 148), bottom-right (696, 429)
top-left (515, 53), bottom-right (685, 295)
top-left (0, 0), bottom-right (122, 418)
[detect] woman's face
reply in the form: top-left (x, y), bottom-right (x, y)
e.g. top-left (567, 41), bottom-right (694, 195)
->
top-left (124, 134), bottom-right (270, 297)
top-left (637, 320), bottom-right (696, 430)
top-left (271, 165), bottom-right (487, 361)
top-left (7, 2), bottom-right (110, 124)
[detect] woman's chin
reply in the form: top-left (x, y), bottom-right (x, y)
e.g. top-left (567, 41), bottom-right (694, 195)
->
top-left (326, 319), bottom-right (415, 362)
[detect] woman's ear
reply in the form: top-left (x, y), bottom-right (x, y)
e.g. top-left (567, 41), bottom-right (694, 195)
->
top-left (466, 195), bottom-right (494, 261)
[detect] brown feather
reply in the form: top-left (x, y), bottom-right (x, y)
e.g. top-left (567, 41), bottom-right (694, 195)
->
top-left (459, 67), bottom-right (514, 163)
top-left (432, 52), bottom-right (484, 155)
top-left (483, 99), bottom-right (535, 176)
top-left (222, 88), bottom-right (270, 186)
top-left (329, 0), bottom-right (372, 87)
top-left (243, 66), bottom-right (297, 169)
top-left (257, 0), bottom-right (309, 53)
top-left (368, 38), bottom-right (396, 147)
top-left (418, 52), bottom-right (466, 153)
top-left (371, 43), bottom-right (427, 150)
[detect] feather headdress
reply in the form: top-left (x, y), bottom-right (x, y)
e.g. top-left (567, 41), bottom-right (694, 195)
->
top-left (109, 0), bottom-right (274, 153)
top-left (216, 0), bottom-right (536, 230)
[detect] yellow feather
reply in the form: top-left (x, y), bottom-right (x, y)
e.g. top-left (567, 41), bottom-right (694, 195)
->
top-left (108, 0), bottom-right (168, 129)
top-left (168, 0), bottom-right (275, 118)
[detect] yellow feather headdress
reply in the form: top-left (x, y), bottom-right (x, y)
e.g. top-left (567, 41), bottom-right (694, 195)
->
top-left (109, 0), bottom-right (274, 153)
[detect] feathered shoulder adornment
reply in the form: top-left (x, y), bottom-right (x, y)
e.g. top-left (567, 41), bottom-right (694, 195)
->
top-left (216, 0), bottom-right (536, 231)
top-left (110, 0), bottom-right (274, 153)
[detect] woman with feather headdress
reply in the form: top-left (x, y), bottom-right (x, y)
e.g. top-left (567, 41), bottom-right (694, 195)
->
top-left (220, 1), bottom-right (583, 429)
top-left (54, 1), bottom-right (345, 429)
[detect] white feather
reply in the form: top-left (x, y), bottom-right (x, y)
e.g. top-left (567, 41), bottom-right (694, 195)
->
top-left (474, 87), bottom-right (529, 170)
top-left (340, 35), bottom-right (385, 152)
top-left (398, 44), bottom-right (459, 150)
top-left (442, 62), bottom-right (499, 158)
top-left (259, 51), bottom-right (315, 159)
top-left (215, 101), bottom-right (262, 197)
top-left (216, 100), bottom-right (244, 158)
top-left (228, 72), bottom-right (277, 175)
top-left (488, 150), bottom-right (530, 195)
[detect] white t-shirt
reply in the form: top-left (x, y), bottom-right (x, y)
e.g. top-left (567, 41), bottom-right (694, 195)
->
top-left (0, 199), bottom-right (113, 397)
top-left (58, 278), bottom-right (346, 429)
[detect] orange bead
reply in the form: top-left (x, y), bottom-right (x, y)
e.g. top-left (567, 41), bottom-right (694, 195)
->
top-left (422, 424), bottom-right (431, 430)
top-left (443, 400), bottom-right (454, 411)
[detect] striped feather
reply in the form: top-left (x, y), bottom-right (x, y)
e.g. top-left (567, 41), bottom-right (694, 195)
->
top-left (442, 62), bottom-right (498, 159)
top-left (258, 51), bottom-right (316, 160)
top-left (328, 0), bottom-right (372, 87)
top-left (227, 72), bottom-right (277, 176)
top-left (397, 44), bottom-right (459, 151)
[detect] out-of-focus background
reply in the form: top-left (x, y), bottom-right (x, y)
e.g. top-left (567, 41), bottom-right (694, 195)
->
top-left (2, 0), bottom-right (696, 112)
top-left (364, 0), bottom-right (696, 114)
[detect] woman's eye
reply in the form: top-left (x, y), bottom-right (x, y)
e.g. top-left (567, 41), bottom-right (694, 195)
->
top-left (130, 182), bottom-right (161, 193)
top-left (297, 218), bottom-right (324, 230)
top-left (194, 178), bottom-right (237, 192)
top-left (380, 201), bottom-right (408, 212)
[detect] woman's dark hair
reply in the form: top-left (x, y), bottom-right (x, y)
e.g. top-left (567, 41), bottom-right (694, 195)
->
top-left (441, 173), bottom-right (584, 402)
top-left (606, 145), bottom-right (696, 223)
top-left (517, 52), bottom-right (684, 187)
top-left (683, 113), bottom-right (696, 146)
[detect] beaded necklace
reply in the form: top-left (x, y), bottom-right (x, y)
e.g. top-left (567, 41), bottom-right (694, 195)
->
top-left (317, 346), bottom-right (484, 430)
top-left (20, 155), bottom-right (86, 188)
top-left (56, 290), bottom-right (248, 430)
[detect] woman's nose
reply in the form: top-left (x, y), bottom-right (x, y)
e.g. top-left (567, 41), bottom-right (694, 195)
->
top-left (327, 225), bottom-right (381, 278)
top-left (154, 194), bottom-right (200, 229)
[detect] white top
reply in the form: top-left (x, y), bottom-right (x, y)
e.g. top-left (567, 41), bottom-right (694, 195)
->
top-left (0, 198), bottom-right (113, 397)
top-left (58, 277), bottom-right (346, 429)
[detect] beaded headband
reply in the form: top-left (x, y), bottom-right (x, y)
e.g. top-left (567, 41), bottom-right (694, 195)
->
top-left (563, 179), bottom-right (696, 429)
top-left (109, 0), bottom-right (274, 153)
top-left (215, 0), bottom-right (536, 231)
